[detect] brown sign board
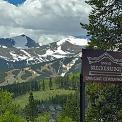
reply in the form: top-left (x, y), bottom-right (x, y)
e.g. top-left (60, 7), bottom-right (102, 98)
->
top-left (82, 49), bottom-right (122, 82)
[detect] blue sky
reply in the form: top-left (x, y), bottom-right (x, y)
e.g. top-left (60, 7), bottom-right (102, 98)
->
top-left (4, 0), bottom-right (25, 5)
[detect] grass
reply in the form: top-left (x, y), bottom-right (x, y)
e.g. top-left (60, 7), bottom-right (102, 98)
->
top-left (13, 89), bottom-right (75, 109)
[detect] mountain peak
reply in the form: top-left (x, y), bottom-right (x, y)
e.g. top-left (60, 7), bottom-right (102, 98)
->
top-left (57, 36), bottom-right (88, 46)
top-left (15, 34), bottom-right (30, 39)
top-left (20, 34), bottom-right (26, 37)
top-left (0, 35), bottom-right (40, 49)
top-left (12, 35), bottom-right (40, 49)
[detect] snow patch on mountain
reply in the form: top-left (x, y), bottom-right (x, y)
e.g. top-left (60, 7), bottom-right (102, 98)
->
top-left (0, 45), bottom-right (7, 48)
top-left (52, 54), bottom-right (66, 59)
top-left (10, 51), bottom-right (28, 61)
top-left (57, 36), bottom-right (88, 46)
top-left (2, 46), bottom-right (7, 48)
top-left (66, 58), bottom-right (78, 71)
top-left (61, 57), bottom-right (78, 76)
top-left (61, 73), bottom-right (65, 77)
top-left (20, 49), bottom-right (31, 58)
top-left (55, 46), bottom-right (69, 55)
top-left (0, 55), bottom-right (9, 61)
top-left (42, 49), bottom-right (54, 57)
top-left (41, 46), bottom-right (68, 59)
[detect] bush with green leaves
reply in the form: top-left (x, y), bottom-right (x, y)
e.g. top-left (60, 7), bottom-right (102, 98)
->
top-left (60, 92), bottom-right (80, 122)
top-left (0, 91), bottom-right (26, 122)
top-left (57, 116), bottom-right (74, 122)
top-left (35, 113), bottom-right (50, 122)
top-left (85, 83), bottom-right (122, 122)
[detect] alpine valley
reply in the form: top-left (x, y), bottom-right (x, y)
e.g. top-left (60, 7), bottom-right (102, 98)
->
top-left (0, 34), bottom-right (88, 86)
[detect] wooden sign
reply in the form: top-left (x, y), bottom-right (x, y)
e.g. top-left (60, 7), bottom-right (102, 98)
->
top-left (82, 49), bottom-right (122, 82)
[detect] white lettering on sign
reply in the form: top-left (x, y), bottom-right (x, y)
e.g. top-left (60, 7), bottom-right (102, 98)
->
top-left (85, 76), bottom-right (122, 82)
top-left (90, 65), bottom-right (121, 72)
top-left (87, 52), bottom-right (122, 77)
top-left (82, 49), bottom-right (122, 82)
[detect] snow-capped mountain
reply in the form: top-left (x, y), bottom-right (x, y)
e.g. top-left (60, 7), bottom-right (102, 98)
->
top-left (0, 36), bottom-right (88, 62)
top-left (0, 35), bottom-right (88, 86)
top-left (0, 34), bottom-right (39, 48)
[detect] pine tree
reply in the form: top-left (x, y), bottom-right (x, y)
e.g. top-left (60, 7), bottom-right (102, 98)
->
top-left (80, 1), bottom-right (122, 120)
top-left (24, 92), bottom-right (38, 122)
top-left (61, 92), bottom-right (80, 122)
top-left (49, 77), bottom-right (53, 90)
top-left (85, 83), bottom-right (122, 121)
top-left (42, 80), bottom-right (45, 91)
top-left (81, 0), bottom-right (122, 51)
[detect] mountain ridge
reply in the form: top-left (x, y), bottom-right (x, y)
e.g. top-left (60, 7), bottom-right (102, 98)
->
top-left (0, 35), bottom-right (87, 86)
top-left (0, 34), bottom-right (40, 49)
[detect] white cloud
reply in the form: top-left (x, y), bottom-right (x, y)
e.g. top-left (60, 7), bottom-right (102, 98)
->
top-left (0, 0), bottom-right (91, 42)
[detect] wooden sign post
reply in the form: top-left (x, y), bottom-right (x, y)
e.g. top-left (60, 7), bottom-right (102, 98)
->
top-left (81, 49), bottom-right (122, 121)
